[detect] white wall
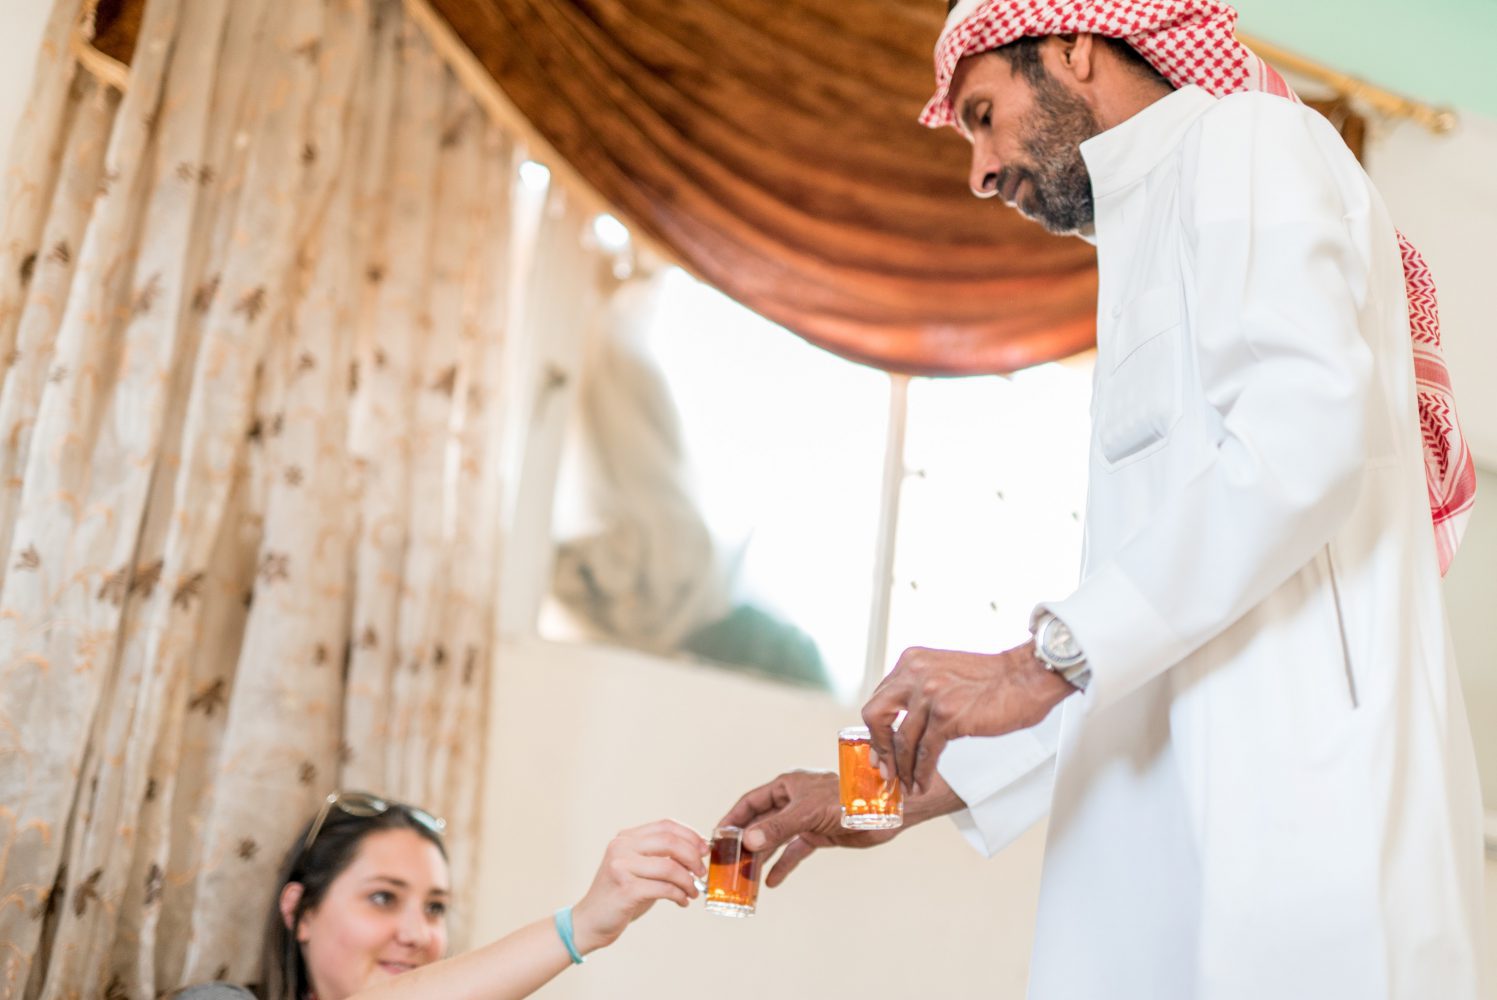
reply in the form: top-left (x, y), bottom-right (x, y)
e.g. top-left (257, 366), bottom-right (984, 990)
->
top-left (1443, 469), bottom-right (1497, 995)
top-left (473, 638), bottom-right (1046, 999)
top-left (1372, 111), bottom-right (1497, 834)
top-left (1367, 112), bottom-right (1497, 469)
top-left (1444, 467), bottom-right (1497, 808)
top-left (1488, 859), bottom-right (1497, 993)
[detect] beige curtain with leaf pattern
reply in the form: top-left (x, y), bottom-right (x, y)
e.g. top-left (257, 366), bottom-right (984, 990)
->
top-left (0, 0), bottom-right (590, 994)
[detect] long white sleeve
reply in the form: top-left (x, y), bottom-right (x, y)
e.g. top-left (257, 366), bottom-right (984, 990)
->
top-left (1049, 96), bottom-right (1377, 715)
top-left (937, 703), bottom-right (1062, 855)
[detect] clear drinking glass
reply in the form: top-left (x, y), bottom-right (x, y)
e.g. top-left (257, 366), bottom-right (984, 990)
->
top-left (838, 725), bottom-right (904, 830)
top-left (703, 825), bottom-right (759, 917)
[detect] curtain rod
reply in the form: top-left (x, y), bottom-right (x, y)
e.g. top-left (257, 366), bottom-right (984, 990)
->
top-left (72, 0), bottom-right (130, 92)
top-left (68, 7), bottom-right (1460, 139)
top-left (405, 10), bottom-right (1459, 140)
top-left (1238, 32), bottom-right (1458, 134)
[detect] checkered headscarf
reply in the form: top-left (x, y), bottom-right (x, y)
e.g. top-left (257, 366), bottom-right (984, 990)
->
top-left (921, 0), bottom-right (1475, 574)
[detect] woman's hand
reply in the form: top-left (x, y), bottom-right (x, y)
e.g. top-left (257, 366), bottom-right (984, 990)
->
top-left (569, 819), bottom-right (708, 955)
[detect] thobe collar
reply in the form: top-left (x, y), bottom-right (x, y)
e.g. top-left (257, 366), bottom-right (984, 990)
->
top-left (1080, 85), bottom-right (1218, 201)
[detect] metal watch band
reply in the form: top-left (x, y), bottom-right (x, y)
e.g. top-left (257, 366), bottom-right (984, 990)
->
top-left (1033, 611), bottom-right (1091, 690)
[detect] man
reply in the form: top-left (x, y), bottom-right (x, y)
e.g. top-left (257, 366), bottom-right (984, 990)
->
top-left (721, 1), bottom-right (1485, 996)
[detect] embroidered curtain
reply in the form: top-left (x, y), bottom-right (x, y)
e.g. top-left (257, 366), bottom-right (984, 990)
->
top-left (0, 0), bottom-right (598, 994)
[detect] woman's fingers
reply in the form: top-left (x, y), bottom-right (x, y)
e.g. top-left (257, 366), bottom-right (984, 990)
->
top-left (621, 819), bottom-right (707, 853)
top-left (623, 857), bottom-right (700, 904)
top-left (618, 830), bottom-right (708, 877)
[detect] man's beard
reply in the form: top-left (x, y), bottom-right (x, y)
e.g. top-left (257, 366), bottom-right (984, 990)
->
top-left (999, 75), bottom-right (1102, 234)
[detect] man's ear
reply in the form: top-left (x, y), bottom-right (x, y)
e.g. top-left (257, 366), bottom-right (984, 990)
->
top-left (280, 882), bottom-right (308, 941)
top-left (1052, 33), bottom-right (1098, 83)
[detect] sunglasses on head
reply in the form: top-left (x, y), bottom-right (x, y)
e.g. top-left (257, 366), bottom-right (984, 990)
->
top-left (301, 790), bottom-right (447, 858)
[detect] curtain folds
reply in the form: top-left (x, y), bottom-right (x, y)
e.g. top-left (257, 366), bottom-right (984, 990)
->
top-left (422, 3), bottom-right (1374, 377)
top-left (0, 0), bottom-right (594, 994)
top-left (428, 0), bottom-right (1102, 376)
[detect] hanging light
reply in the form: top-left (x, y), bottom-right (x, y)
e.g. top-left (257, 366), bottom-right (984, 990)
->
top-left (591, 213), bottom-right (631, 253)
top-left (518, 159), bottom-right (551, 191)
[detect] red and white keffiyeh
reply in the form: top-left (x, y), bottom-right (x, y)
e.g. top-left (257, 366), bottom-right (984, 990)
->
top-left (922, 0), bottom-right (1476, 574)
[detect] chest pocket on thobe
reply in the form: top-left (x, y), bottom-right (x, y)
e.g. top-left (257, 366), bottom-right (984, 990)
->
top-left (1098, 285), bottom-right (1184, 467)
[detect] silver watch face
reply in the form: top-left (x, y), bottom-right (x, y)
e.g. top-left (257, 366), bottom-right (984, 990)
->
top-left (1041, 616), bottom-right (1084, 666)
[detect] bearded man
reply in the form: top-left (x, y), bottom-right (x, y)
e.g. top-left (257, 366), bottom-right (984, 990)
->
top-left (720, 2), bottom-right (1485, 996)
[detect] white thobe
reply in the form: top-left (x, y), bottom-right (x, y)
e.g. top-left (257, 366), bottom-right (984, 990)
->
top-left (937, 85), bottom-right (1486, 999)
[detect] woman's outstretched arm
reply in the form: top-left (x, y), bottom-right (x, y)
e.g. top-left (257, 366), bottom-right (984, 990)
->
top-left (350, 819), bottom-right (706, 1000)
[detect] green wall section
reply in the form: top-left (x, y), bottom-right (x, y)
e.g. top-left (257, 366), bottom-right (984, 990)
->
top-left (1232, 0), bottom-right (1497, 120)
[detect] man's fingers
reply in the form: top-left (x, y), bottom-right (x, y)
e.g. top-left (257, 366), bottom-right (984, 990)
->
top-left (743, 812), bottom-right (795, 854)
top-left (891, 700), bottom-right (932, 793)
top-left (861, 686), bottom-right (906, 780)
top-left (912, 730), bottom-right (948, 797)
top-left (744, 789), bottom-right (828, 853)
top-left (718, 780), bottom-right (787, 830)
top-left (765, 836), bottom-right (817, 888)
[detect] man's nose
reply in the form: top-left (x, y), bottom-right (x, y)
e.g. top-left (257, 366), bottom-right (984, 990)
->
top-left (969, 148), bottom-right (1001, 199)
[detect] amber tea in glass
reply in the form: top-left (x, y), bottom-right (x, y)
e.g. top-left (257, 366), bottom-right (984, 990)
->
top-left (838, 725), bottom-right (904, 830)
top-left (703, 825), bottom-right (759, 917)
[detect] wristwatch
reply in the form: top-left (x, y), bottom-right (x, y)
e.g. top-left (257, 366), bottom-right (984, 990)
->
top-left (1031, 610), bottom-right (1091, 691)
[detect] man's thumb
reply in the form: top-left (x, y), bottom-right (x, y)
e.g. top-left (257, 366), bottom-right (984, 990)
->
top-left (744, 821), bottom-right (778, 852)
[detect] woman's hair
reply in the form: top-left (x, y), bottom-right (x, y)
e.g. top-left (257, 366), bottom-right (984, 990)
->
top-left (257, 803), bottom-right (448, 1000)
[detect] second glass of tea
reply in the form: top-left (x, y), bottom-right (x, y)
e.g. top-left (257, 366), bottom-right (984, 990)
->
top-left (703, 824), bottom-right (759, 917)
top-left (838, 725), bottom-right (903, 830)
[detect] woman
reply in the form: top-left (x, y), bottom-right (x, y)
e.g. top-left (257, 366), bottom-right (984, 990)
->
top-left (180, 791), bottom-right (706, 1000)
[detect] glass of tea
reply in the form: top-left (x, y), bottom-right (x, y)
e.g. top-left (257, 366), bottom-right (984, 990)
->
top-left (703, 825), bottom-right (759, 917)
top-left (838, 725), bottom-right (903, 830)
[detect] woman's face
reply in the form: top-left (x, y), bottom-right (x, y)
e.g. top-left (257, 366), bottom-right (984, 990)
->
top-left (296, 827), bottom-right (451, 999)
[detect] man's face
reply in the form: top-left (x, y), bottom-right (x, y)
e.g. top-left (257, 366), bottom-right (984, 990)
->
top-left (950, 48), bottom-right (1102, 234)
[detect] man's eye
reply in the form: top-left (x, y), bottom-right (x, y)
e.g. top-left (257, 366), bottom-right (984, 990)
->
top-left (980, 108), bottom-right (992, 127)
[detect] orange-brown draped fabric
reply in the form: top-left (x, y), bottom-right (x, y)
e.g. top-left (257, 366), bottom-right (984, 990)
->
top-left (428, 0), bottom-right (1100, 375)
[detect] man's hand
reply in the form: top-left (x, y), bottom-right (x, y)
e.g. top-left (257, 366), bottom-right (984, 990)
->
top-left (718, 769), bottom-right (963, 887)
top-left (863, 642), bottom-right (1075, 797)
